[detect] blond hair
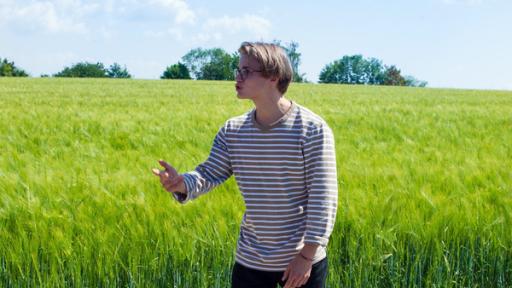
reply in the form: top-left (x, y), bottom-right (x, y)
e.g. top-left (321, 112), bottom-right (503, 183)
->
top-left (238, 41), bottom-right (293, 94)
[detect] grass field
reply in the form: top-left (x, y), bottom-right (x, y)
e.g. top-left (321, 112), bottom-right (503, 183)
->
top-left (1, 78), bottom-right (511, 287)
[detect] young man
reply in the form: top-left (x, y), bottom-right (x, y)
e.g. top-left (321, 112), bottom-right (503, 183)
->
top-left (152, 42), bottom-right (338, 288)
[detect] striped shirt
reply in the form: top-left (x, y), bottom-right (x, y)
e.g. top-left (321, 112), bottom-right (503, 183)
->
top-left (173, 100), bottom-right (338, 271)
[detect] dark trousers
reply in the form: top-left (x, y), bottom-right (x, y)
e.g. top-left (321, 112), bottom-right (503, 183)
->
top-left (231, 257), bottom-right (328, 288)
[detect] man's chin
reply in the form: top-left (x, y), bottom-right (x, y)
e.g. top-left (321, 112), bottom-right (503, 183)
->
top-left (236, 91), bottom-right (254, 100)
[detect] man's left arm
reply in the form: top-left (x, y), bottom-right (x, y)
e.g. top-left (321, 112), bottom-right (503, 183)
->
top-left (302, 123), bottom-right (338, 255)
top-left (282, 124), bottom-right (338, 287)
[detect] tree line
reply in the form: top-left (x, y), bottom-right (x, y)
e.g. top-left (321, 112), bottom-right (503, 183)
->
top-left (1, 42), bottom-right (427, 87)
top-left (319, 55), bottom-right (427, 87)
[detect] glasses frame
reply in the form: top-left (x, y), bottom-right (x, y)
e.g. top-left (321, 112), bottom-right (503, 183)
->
top-left (234, 67), bottom-right (263, 81)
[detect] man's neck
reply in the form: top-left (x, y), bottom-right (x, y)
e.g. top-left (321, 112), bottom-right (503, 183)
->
top-left (253, 94), bottom-right (292, 126)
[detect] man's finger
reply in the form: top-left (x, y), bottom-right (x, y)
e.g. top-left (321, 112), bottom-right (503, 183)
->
top-left (284, 276), bottom-right (292, 288)
top-left (288, 275), bottom-right (300, 288)
top-left (300, 276), bottom-right (309, 286)
top-left (297, 276), bottom-right (306, 287)
top-left (152, 168), bottom-right (170, 179)
top-left (284, 278), bottom-right (291, 288)
top-left (281, 267), bottom-right (289, 282)
top-left (152, 168), bottom-right (161, 176)
top-left (291, 274), bottom-right (302, 288)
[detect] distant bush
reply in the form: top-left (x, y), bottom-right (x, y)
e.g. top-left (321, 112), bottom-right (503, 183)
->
top-left (0, 58), bottom-right (29, 77)
top-left (54, 62), bottom-right (107, 78)
top-left (161, 62), bottom-right (191, 79)
top-left (54, 62), bottom-right (132, 78)
top-left (319, 55), bottom-right (427, 87)
top-left (107, 63), bottom-right (131, 78)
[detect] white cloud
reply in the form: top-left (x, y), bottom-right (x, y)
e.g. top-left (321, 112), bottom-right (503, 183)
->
top-left (204, 15), bottom-right (271, 37)
top-left (150, 0), bottom-right (196, 24)
top-left (0, 0), bottom-right (196, 34)
top-left (0, 1), bottom-right (269, 44)
top-left (143, 13), bottom-right (272, 43)
top-left (198, 14), bottom-right (271, 42)
top-left (0, 0), bottom-right (99, 33)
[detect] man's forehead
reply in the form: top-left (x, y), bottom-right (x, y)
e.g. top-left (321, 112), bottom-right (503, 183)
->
top-left (240, 65), bottom-right (260, 69)
top-left (239, 62), bottom-right (261, 70)
top-left (239, 55), bottom-right (261, 67)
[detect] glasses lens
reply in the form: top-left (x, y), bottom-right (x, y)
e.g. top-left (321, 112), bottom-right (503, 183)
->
top-left (234, 68), bottom-right (254, 80)
top-left (234, 68), bottom-right (242, 80)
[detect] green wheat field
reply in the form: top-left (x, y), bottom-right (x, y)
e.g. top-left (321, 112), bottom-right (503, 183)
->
top-left (1, 78), bottom-right (511, 287)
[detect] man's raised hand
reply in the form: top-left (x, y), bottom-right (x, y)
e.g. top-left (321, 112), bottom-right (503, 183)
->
top-left (152, 159), bottom-right (186, 194)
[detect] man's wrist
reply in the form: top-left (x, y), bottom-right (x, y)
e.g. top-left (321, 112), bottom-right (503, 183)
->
top-left (300, 243), bottom-right (319, 259)
top-left (299, 252), bottom-right (313, 262)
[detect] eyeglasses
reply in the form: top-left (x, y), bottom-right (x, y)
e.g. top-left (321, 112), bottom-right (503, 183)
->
top-left (234, 67), bottom-right (262, 81)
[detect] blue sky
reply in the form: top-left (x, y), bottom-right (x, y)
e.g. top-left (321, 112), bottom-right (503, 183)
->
top-left (1, 0), bottom-right (511, 90)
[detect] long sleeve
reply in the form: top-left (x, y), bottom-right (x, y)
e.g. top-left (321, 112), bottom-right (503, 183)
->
top-left (172, 125), bottom-right (233, 204)
top-left (303, 123), bottom-right (338, 246)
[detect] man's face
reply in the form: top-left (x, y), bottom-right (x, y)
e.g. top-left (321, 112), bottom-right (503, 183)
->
top-left (235, 54), bottom-right (275, 100)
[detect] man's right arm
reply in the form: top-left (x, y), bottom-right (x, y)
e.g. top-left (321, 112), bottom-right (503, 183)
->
top-left (174, 125), bottom-right (233, 204)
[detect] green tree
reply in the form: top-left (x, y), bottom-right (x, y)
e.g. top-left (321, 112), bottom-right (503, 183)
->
top-left (182, 48), bottom-right (237, 80)
top-left (366, 58), bottom-right (385, 85)
top-left (318, 59), bottom-right (343, 84)
top-left (319, 55), bottom-right (384, 84)
top-left (107, 63), bottom-right (131, 78)
top-left (161, 62), bottom-right (191, 79)
top-left (383, 65), bottom-right (406, 86)
top-left (0, 58), bottom-right (29, 77)
top-left (272, 40), bottom-right (307, 83)
top-left (182, 48), bottom-right (208, 79)
top-left (319, 55), bottom-right (425, 87)
top-left (54, 62), bottom-right (107, 78)
top-left (319, 55), bottom-right (362, 84)
top-left (348, 55), bottom-right (368, 84)
top-left (201, 51), bottom-right (237, 80)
